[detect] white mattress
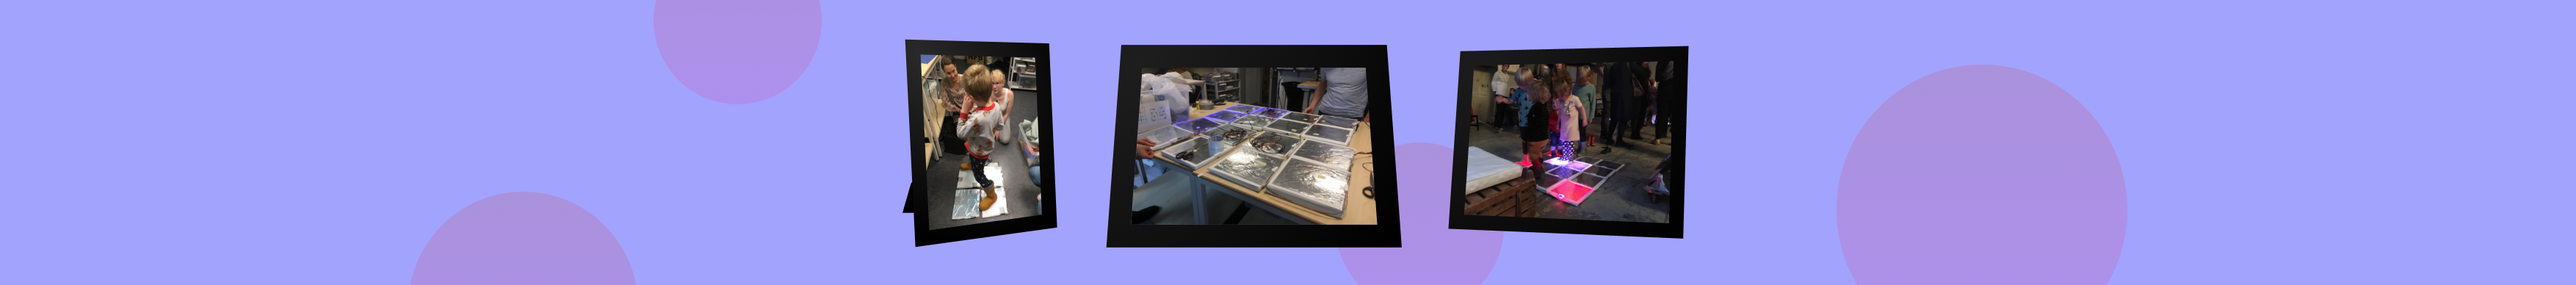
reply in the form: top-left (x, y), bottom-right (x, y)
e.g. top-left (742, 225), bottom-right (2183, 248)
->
top-left (1463, 146), bottom-right (1524, 195)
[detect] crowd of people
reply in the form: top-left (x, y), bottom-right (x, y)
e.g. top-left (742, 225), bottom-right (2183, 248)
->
top-left (1488, 62), bottom-right (1677, 174)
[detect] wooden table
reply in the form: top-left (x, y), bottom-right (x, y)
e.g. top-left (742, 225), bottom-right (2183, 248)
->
top-left (1153, 106), bottom-right (1375, 225)
top-left (1187, 102), bottom-right (1241, 120)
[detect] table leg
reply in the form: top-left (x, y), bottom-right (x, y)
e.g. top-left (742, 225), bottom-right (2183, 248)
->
top-left (1191, 180), bottom-right (1206, 225)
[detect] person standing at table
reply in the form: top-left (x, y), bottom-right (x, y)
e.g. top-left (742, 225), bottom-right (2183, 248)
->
top-left (1304, 68), bottom-right (1370, 121)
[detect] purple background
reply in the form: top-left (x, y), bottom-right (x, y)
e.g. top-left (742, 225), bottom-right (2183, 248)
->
top-left (4, 1), bottom-right (2568, 284)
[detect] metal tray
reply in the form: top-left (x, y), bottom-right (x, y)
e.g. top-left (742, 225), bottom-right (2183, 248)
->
top-left (1158, 137), bottom-right (1218, 170)
top-left (952, 188), bottom-right (983, 220)
top-left (1208, 151), bottom-right (1287, 190)
top-left (1251, 107), bottom-right (1289, 118)
top-left (1196, 133), bottom-right (1237, 162)
top-left (1290, 140), bottom-right (1357, 170)
top-left (1206, 125), bottom-right (1257, 148)
top-left (1231, 115), bottom-right (1275, 129)
top-left (1204, 110), bottom-right (1248, 123)
top-left (1265, 120), bottom-right (1311, 134)
top-left (1303, 126), bottom-right (1351, 144)
top-left (1176, 118), bottom-right (1223, 134)
top-left (1265, 159), bottom-right (1350, 217)
top-left (1281, 112), bottom-right (1318, 123)
top-left (1140, 125), bottom-right (1192, 148)
top-left (1315, 115), bottom-right (1358, 129)
top-left (1247, 131), bottom-right (1305, 156)
top-left (1226, 104), bottom-right (1260, 113)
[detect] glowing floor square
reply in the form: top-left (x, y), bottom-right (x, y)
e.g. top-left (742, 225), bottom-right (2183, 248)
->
top-left (1544, 179), bottom-right (1596, 205)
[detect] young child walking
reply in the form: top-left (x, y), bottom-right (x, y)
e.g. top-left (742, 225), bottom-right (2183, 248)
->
top-left (955, 65), bottom-right (1010, 211)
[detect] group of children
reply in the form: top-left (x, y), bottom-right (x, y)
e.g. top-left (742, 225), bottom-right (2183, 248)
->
top-left (1490, 62), bottom-right (1677, 175)
top-left (926, 56), bottom-right (1018, 203)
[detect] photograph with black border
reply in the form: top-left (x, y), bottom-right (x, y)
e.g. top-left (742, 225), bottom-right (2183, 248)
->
top-left (1450, 46), bottom-right (1685, 239)
top-left (908, 40), bottom-right (1057, 246)
top-left (1109, 46), bottom-right (1398, 248)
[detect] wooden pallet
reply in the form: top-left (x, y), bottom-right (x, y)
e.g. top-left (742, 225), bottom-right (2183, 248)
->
top-left (1465, 175), bottom-right (1538, 217)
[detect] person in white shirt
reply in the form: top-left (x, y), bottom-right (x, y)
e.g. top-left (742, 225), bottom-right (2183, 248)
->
top-left (1303, 68), bottom-right (1370, 120)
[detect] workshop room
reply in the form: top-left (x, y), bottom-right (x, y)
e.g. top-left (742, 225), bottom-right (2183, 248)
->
top-left (1128, 67), bottom-right (1379, 226)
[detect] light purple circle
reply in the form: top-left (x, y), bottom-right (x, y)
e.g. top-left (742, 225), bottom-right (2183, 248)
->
top-left (652, 0), bottom-right (820, 104)
top-left (1339, 142), bottom-right (1505, 285)
top-left (1837, 65), bottom-right (2127, 284)
top-left (412, 192), bottom-right (634, 285)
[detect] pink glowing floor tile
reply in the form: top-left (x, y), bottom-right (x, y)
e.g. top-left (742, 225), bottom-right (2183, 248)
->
top-left (1545, 180), bottom-right (1596, 205)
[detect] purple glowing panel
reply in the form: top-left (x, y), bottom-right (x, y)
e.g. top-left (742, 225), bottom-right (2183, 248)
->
top-left (1544, 166), bottom-right (1579, 180)
top-left (1838, 65), bottom-right (2126, 285)
top-left (1252, 107), bottom-right (1289, 118)
top-left (1175, 118), bottom-right (1222, 134)
top-left (1204, 110), bottom-right (1248, 123)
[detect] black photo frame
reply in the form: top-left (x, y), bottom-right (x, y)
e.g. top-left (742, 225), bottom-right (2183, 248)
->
top-left (1450, 46), bottom-right (1686, 239)
top-left (1107, 46), bottom-right (1400, 248)
top-left (908, 40), bottom-right (1058, 246)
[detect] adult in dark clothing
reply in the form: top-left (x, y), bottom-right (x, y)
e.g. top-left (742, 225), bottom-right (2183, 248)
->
top-left (1600, 62), bottom-right (1632, 148)
top-left (1623, 62), bottom-right (1651, 142)
top-left (1654, 61), bottom-right (1681, 144)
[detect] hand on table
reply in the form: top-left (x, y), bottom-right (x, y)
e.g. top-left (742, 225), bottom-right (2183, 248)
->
top-left (1135, 137), bottom-right (1159, 159)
